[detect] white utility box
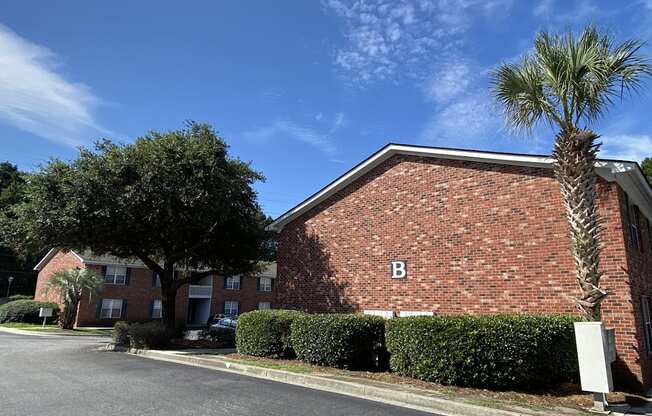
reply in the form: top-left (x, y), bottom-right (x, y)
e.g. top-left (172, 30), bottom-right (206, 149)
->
top-left (39, 307), bottom-right (53, 318)
top-left (574, 322), bottom-right (614, 393)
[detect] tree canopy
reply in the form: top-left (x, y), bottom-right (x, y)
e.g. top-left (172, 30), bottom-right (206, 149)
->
top-left (642, 157), bottom-right (652, 185)
top-left (1, 122), bottom-right (274, 326)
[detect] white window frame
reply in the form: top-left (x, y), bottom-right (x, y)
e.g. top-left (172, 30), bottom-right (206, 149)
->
top-left (100, 299), bottom-right (123, 319)
top-left (398, 311), bottom-right (434, 317)
top-left (152, 299), bottom-right (162, 319)
top-left (105, 265), bottom-right (127, 285)
top-left (225, 275), bottom-right (241, 290)
top-left (259, 277), bottom-right (272, 292)
top-left (642, 296), bottom-right (652, 355)
top-left (224, 300), bottom-right (239, 316)
top-left (258, 302), bottom-right (271, 310)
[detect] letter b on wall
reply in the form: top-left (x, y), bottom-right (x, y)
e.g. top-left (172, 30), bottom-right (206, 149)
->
top-left (391, 261), bottom-right (406, 279)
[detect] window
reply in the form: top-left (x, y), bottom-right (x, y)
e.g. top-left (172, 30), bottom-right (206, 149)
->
top-left (151, 299), bottom-right (162, 319)
top-left (258, 302), bottom-right (271, 310)
top-left (104, 265), bottom-right (127, 285)
top-left (642, 296), bottom-right (652, 355)
top-left (152, 272), bottom-right (161, 288)
top-left (224, 300), bottom-right (239, 316)
top-left (625, 194), bottom-right (641, 251)
top-left (258, 277), bottom-right (272, 292)
top-left (225, 275), bottom-right (240, 290)
top-left (100, 299), bottom-right (123, 319)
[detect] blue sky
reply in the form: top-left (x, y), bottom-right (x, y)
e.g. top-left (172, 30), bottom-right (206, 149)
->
top-left (1, 1), bottom-right (652, 218)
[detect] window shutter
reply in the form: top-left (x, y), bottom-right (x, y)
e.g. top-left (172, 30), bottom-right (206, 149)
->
top-left (125, 268), bottom-right (131, 286)
top-left (223, 276), bottom-right (228, 289)
top-left (271, 278), bottom-right (275, 291)
top-left (96, 299), bottom-right (103, 319)
top-left (256, 277), bottom-right (260, 291)
top-left (236, 301), bottom-right (240, 316)
top-left (101, 266), bottom-right (107, 278)
top-left (152, 272), bottom-right (158, 288)
top-left (121, 300), bottom-right (128, 319)
top-left (222, 301), bottom-right (226, 314)
top-left (149, 300), bottom-right (154, 319)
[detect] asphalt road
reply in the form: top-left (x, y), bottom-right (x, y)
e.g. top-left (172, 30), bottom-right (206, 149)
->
top-left (0, 332), bottom-right (433, 416)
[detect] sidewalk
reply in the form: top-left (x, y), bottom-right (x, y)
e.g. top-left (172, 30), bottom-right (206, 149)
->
top-left (109, 346), bottom-right (617, 416)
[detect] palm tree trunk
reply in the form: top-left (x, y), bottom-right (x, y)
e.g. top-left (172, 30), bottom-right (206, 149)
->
top-left (552, 129), bottom-right (607, 321)
top-left (59, 300), bottom-right (78, 329)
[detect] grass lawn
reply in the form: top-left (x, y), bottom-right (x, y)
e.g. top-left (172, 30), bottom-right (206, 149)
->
top-left (0, 322), bottom-right (112, 336)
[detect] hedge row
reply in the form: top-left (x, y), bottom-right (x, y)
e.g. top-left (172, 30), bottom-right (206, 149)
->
top-left (236, 310), bottom-right (304, 358)
top-left (236, 311), bottom-right (578, 390)
top-left (385, 314), bottom-right (578, 389)
top-left (112, 321), bottom-right (169, 349)
top-left (0, 299), bottom-right (59, 324)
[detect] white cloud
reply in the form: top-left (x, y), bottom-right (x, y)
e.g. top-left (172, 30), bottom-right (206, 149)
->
top-left (0, 24), bottom-right (109, 147)
top-left (420, 92), bottom-right (501, 145)
top-left (599, 134), bottom-right (652, 162)
top-left (425, 60), bottom-right (473, 104)
top-left (325, 0), bottom-right (513, 83)
top-left (242, 114), bottom-right (346, 157)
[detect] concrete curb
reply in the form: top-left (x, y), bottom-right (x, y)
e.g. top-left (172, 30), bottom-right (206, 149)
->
top-left (0, 326), bottom-right (110, 338)
top-left (114, 347), bottom-right (590, 416)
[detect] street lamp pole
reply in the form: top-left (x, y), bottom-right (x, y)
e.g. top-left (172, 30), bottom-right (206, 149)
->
top-left (6, 276), bottom-right (14, 298)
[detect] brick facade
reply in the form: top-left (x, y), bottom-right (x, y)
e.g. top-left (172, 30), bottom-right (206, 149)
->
top-left (275, 154), bottom-right (652, 390)
top-left (34, 253), bottom-right (276, 327)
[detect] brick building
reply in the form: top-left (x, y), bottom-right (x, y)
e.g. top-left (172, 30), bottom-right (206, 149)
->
top-left (269, 143), bottom-right (652, 390)
top-left (34, 249), bottom-right (276, 327)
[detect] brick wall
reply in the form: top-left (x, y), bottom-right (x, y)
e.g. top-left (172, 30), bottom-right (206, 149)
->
top-left (210, 275), bottom-right (276, 316)
top-left (276, 154), bottom-right (652, 389)
top-left (34, 251), bottom-right (84, 307)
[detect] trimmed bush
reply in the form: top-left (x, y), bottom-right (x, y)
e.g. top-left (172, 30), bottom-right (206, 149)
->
top-left (127, 321), bottom-right (169, 349)
top-left (0, 299), bottom-right (59, 324)
top-left (112, 321), bottom-right (130, 345)
top-left (236, 310), bottom-right (304, 358)
top-left (385, 314), bottom-right (578, 390)
top-left (291, 314), bottom-right (385, 370)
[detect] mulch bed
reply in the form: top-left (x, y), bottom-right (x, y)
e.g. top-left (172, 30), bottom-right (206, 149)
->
top-left (225, 354), bottom-right (629, 411)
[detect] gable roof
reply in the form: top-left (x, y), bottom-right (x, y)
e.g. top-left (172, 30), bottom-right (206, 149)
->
top-left (268, 143), bottom-right (652, 232)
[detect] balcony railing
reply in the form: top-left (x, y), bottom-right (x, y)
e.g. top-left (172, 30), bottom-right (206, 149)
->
top-left (188, 285), bottom-right (212, 299)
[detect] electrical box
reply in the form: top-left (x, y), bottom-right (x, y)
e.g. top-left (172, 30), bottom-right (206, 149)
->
top-left (574, 322), bottom-right (614, 393)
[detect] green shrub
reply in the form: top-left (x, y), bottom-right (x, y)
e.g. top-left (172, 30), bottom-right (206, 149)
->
top-left (112, 321), bottom-right (130, 345)
top-left (236, 310), bottom-right (305, 358)
top-left (291, 314), bottom-right (385, 370)
top-left (202, 327), bottom-right (236, 347)
top-left (127, 321), bottom-right (169, 349)
top-left (8, 294), bottom-right (32, 302)
top-left (385, 314), bottom-right (578, 390)
top-left (0, 299), bottom-right (59, 324)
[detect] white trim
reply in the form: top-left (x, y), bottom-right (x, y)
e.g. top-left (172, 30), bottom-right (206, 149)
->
top-left (268, 143), bottom-right (652, 231)
top-left (33, 248), bottom-right (59, 271)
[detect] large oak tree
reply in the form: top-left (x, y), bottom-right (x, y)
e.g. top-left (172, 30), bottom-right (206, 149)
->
top-left (1, 123), bottom-right (274, 329)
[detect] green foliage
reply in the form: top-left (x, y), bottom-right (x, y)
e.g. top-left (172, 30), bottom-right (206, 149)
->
top-left (7, 294), bottom-right (32, 301)
top-left (236, 310), bottom-right (305, 358)
top-left (0, 122), bottom-right (275, 328)
top-left (44, 268), bottom-right (104, 329)
top-left (385, 314), bottom-right (578, 390)
top-left (491, 26), bottom-right (651, 133)
top-left (642, 157), bottom-right (652, 185)
top-left (112, 321), bottom-right (130, 345)
top-left (290, 314), bottom-right (386, 370)
top-left (0, 299), bottom-right (59, 324)
top-left (127, 321), bottom-right (169, 349)
top-left (202, 328), bottom-right (236, 347)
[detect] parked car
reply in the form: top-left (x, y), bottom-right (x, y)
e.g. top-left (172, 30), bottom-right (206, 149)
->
top-left (207, 314), bottom-right (237, 333)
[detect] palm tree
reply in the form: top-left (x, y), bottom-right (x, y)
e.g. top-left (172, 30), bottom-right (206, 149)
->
top-left (44, 268), bottom-right (103, 329)
top-left (491, 26), bottom-right (651, 321)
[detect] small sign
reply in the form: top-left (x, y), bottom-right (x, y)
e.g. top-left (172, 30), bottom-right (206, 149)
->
top-left (39, 307), bottom-right (53, 318)
top-left (391, 261), bottom-right (406, 279)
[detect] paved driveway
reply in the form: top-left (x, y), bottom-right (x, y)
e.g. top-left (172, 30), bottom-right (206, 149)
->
top-left (0, 332), bottom-right (432, 416)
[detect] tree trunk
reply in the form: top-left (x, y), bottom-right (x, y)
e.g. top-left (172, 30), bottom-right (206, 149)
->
top-left (552, 129), bottom-right (607, 321)
top-left (59, 299), bottom-right (79, 329)
top-left (160, 268), bottom-right (177, 331)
